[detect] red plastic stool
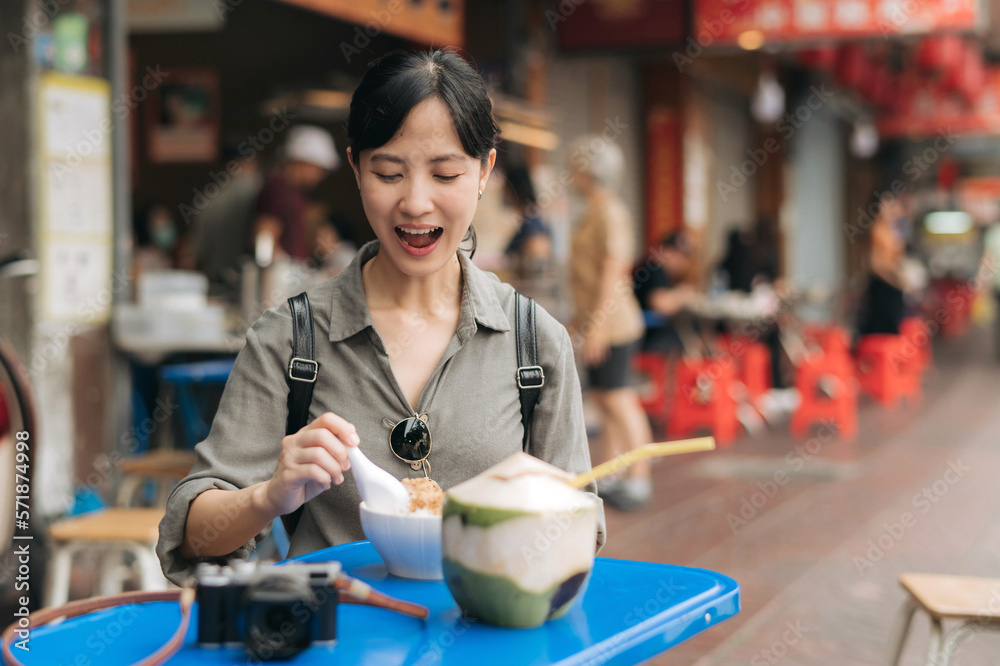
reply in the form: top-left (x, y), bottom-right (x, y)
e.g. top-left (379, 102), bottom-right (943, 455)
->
top-left (633, 352), bottom-right (670, 425)
top-left (667, 356), bottom-right (739, 446)
top-left (791, 346), bottom-right (858, 441)
top-left (855, 334), bottom-right (922, 407)
top-left (802, 324), bottom-right (852, 361)
top-left (899, 317), bottom-right (932, 373)
top-left (740, 342), bottom-right (772, 400)
top-left (716, 336), bottom-right (772, 401)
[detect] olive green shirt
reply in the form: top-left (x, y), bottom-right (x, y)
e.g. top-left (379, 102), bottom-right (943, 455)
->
top-left (157, 240), bottom-right (605, 584)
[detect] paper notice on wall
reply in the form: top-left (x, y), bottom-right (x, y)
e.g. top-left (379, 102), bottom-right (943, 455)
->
top-left (41, 242), bottom-right (114, 324)
top-left (43, 160), bottom-right (112, 235)
top-left (38, 73), bottom-right (113, 325)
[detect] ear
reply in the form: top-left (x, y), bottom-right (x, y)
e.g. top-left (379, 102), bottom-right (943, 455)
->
top-left (478, 148), bottom-right (497, 195)
top-left (347, 147), bottom-right (362, 189)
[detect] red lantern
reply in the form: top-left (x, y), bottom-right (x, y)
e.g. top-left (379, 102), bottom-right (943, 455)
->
top-left (798, 46), bottom-right (839, 71)
top-left (959, 45), bottom-right (985, 103)
top-left (940, 40), bottom-right (969, 92)
top-left (917, 34), bottom-right (964, 73)
top-left (861, 61), bottom-right (894, 107)
top-left (836, 44), bottom-right (870, 90)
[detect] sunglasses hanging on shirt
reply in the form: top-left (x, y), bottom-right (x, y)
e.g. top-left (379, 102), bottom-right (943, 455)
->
top-left (387, 413), bottom-right (432, 477)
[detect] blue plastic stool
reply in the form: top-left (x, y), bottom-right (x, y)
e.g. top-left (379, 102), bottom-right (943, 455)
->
top-left (158, 358), bottom-right (236, 449)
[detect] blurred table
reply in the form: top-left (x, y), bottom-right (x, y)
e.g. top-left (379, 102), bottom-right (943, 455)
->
top-left (10, 541), bottom-right (740, 665)
top-left (686, 290), bottom-right (780, 322)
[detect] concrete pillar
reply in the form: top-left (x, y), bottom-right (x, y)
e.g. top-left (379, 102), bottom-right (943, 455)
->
top-left (0, 0), bottom-right (38, 358)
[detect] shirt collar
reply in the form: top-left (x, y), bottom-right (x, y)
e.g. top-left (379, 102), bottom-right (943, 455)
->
top-left (327, 240), bottom-right (510, 344)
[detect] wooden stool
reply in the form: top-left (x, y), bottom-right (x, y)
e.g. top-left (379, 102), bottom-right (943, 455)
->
top-left (886, 573), bottom-right (1000, 666)
top-left (45, 508), bottom-right (167, 608)
top-left (117, 449), bottom-right (197, 507)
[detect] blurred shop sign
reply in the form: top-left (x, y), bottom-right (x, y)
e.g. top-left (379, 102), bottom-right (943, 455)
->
top-left (276, 0), bottom-right (464, 47)
top-left (878, 67), bottom-right (1000, 138)
top-left (555, 0), bottom-right (686, 50)
top-left (128, 0), bottom-right (225, 33)
top-left (694, 0), bottom-right (980, 43)
top-left (958, 178), bottom-right (1000, 224)
top-left (37, 73), bottom-right (113, 325)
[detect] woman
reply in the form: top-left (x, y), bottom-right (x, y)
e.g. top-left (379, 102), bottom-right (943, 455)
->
top-left (857, 198), bottom-right (906, 337)
top-left (567, 135), bottom-right (653, 512)
top-left (157, 50), bottom-right (604, 583)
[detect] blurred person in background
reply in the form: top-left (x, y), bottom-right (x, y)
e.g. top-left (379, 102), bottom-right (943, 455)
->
top-left (502, 163), bottom-right (554, 302)
top-left (314, 215), bottom-right (358, 278)
top-left (717, 216), bottom-right (786, 388)
top-left (857, 197), bottom-right (906, 337)
top-left (568, 134), bottom-right (653, 511)
top-left (194, 147), bottom-right (264, 297)
top-left (635, 230), bottom-right (697, 356)
top-left (982, 221), bottom-right (1000, 359)
top-left (252, 124), bottom-right (340, 262)
top-left (131, 203), bottom-right (194, 287)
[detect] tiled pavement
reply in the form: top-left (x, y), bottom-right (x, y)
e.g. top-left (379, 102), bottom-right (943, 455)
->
top-left (595, 327), bottom-right (1000, 665)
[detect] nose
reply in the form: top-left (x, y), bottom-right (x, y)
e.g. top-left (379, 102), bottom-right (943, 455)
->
top-left (398, 175), bottom-right (435, 218)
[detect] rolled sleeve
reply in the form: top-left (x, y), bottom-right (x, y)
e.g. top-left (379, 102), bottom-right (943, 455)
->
top-left (156, 306), bottom-right (291, 584)
top-left (527, 309), bottom-right (607, 552)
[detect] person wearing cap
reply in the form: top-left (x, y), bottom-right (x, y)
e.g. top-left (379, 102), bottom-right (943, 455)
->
top-left (253, 125), bottom-right (340, 261)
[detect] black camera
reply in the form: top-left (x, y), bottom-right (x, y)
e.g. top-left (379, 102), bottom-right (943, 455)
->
top-left (194, 561), bottom-right (340, 660)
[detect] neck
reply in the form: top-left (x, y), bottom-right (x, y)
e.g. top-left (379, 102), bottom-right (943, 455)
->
top-left (363, 248), bottom-right (463, 312)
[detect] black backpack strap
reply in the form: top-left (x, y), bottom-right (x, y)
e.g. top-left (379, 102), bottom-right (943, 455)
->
top-left (282, 292), bottom-right (318, 538)
top-left (515, 293), bottom-right (544, 450)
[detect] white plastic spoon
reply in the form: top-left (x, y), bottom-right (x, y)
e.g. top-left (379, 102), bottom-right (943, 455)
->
top-left (347, 446), bottom-right (411, 512)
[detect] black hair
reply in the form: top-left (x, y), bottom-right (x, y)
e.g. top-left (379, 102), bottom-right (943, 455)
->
top-left (347, 49), bottom-right (500, 165)
top-left (503, 164), bottom-right (537, 206)
top-left (660, 230), bottom-right (691, 255)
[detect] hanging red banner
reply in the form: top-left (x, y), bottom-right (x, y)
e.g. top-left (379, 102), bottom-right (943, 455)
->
top-left (878, 67), bottom-right (1000, 138)
top-left (645, 108), bottom-right (683, 250)
top-left (693, 0), bottom-right (980, 44)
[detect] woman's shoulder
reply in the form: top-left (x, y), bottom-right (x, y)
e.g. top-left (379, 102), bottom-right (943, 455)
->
top-left (478, 270), bottom-right (570, 351)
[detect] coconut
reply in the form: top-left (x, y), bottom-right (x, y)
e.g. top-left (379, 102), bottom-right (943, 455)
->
top-left (441, 452), bottom-right (599, 628)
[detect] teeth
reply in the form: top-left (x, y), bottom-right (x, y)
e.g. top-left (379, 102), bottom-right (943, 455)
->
top-left (397, 227), bottom-right (439, 235)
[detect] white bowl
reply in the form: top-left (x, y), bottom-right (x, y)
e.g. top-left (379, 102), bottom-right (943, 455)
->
top-left (358, 501), bottom-right (443, 580)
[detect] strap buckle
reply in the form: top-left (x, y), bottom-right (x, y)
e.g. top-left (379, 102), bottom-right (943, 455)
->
top-left (517, 365), bottom-right (545, 389)
top-left (288, 357), bottom-right (319, 383)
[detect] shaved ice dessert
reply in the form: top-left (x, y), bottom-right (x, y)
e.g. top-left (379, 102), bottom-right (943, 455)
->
top-left (401, 477), bottom-right (444, 515)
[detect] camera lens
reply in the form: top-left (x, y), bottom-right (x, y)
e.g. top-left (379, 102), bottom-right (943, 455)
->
top-left (243, 574), bottom-right (317, 661)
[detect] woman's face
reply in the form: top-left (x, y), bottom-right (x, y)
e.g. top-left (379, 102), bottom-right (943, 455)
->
top-left (350, 96), bottom-right (495, 278)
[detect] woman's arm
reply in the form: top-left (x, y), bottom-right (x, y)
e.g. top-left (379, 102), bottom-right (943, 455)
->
top-left (583, 254), bottom-right (632, 365)
top-left (178, 483), bottom-right (273, 559)
top-left (178, 412), bottom-right (359, 559)
top-left (527, 314), bottom-right (607, 551)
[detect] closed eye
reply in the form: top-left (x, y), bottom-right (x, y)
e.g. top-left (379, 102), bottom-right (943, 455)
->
top-left (435, 174), bottom-right (460, 182)
top-left (374, 172), bottom-right (401, 182)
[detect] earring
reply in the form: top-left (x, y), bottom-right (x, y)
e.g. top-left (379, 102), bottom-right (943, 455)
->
top-left (478, 189), bottom-right (483, 200)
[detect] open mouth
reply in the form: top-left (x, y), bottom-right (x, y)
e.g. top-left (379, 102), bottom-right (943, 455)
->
top-left (395, 226), bottom-right (444, 250)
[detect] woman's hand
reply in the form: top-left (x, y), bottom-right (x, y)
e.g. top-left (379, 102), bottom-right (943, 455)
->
top-left (255, 412), bottom-right (360, 519)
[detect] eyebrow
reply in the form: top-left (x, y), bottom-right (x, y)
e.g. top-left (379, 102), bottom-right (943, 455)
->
top-left (368, 152), bottom-right (465, 165)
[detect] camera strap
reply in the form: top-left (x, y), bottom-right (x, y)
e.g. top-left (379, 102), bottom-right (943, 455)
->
top-left (1, 588), bottom-right (196, 666)
top-left (1, 576), bottom-right (428, 665)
